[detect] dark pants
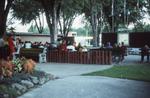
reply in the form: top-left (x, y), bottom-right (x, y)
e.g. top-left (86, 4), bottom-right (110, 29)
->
top-left (141, 54), bottom-right (149, 62)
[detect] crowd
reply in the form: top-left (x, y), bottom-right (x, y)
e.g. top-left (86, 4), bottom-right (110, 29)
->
top-left (102, 42), bottom-right (150, 63)
top-left (58, 40), bottom-right (88, 52)
top-left (101, 42), bottom-right (127, 63)
top-left (0, 34), bottom-right (149, 64)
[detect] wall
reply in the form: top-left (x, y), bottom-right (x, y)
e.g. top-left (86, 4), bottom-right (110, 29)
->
top-left (15, 33), bottom-right (51, 44)
top-left (102, 33), bottom-right (117, 46)
top-left (102, 32), bottom-right (150, 48)
top-left (129, 32), bottom-right (150, 48)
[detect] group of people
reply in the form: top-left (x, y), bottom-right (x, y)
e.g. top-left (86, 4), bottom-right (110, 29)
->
top-left (103, 42), bottom-right (150, 63)
top-left (0, 34), bottom-right (15, 60)
top-left (58, 40), bottom-right (87, 52)
top-left (101, 42), bottom-right (127, 63)
top-left (1, 34), bottom-right (149, 64)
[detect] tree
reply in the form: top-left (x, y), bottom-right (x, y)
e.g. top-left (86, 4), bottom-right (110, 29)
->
top-left (132, 22), bottom-right (150, 32)
top-left (12, 0), bottom-right (44, 34)
top-left (35, 0), bottom-right (62, 43)
top-left (58, 0), bottom-right (81, 37)
top-left (0, 0), bottom-right (15, 38)
top-left (102, 0), bottom-right (146, 32)
top-left (59, 0), bottom-right (83, 36)
top-left (71, 24), bottom-right (92, 36)
top-left (82, 0), bottom-right (102, 46)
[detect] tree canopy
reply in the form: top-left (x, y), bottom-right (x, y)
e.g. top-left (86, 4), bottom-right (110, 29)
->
top-left (1, 0), bottom-right (150, 45)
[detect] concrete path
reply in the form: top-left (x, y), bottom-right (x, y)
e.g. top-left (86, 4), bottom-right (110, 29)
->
top-left (121, 55), bottom-right (141, 65)
top-left (19, 76), bottom-right (150, 98)
top-left (18, 62), bottom-right (150, 98)
top-left (35, 63), bottom-right (113, 78)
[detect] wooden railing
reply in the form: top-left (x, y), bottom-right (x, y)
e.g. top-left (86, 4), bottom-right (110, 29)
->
top-left (48, 50), bottom-right (112, 65)
top-left (19, 48), bottom-right (43, 62)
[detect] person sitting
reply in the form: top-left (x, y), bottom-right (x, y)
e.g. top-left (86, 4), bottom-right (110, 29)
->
top-left (67, 42), bottom-right (77, 52)
top-left (106, 42), bottom-right (113, 48)
top-left (141, 45), bottom-right (149, 62)
top-left (76, 43), bottom-right (83, 52)
top-left (59, 40), bottom-right (68, 52)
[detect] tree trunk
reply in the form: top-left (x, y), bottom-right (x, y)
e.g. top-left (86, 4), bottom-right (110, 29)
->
top-left (0, 0), bottom-right (14, 38)
top-left (51, 5), bottom-right (58, 43)
top-left (90, 0), bottom-right (98, 47)
top-left (91, 14), bottom-right (98, 47)
top-left (0, 16), bottom-right (6, 38)
top-left (44, 10), bottom-right (52, 42)
top-left (38, 0), bottom-right (61, 43)
top-left (0, 1), bottom-right (6, 37)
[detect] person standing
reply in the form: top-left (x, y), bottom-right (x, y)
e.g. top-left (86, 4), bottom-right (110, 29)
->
top-left (141, 45), bottom-right (149, 62)
top-left (0, 37), bottom-right (4, 59)
top-left (0, 37), bottom-right (4, 47)
top-left (120, 42), bottom-right (127, 62)
top-left (3, 34), bottom-right (15, 60)
top-left (8, 34), bottom-right (15, 56)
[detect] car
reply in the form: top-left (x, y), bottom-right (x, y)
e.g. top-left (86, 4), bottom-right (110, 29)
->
top-left (128, 48), bottom-right (140, 55)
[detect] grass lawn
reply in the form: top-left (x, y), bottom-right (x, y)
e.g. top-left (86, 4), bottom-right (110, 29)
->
top-left (83, 65), bottom-right (150, 82)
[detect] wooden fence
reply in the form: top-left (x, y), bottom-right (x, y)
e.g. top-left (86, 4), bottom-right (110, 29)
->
top-left (48, 50), bottom-right (112, 65)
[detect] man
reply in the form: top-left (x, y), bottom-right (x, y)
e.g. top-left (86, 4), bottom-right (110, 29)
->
top-left (141, 45), bottom-right (149, 62)
top-left (0, 37), bottom-right (4, 59)
top-left (0, 37), bottom-right (4, 47)
top-left (120, 42), bottom-right (127, 62)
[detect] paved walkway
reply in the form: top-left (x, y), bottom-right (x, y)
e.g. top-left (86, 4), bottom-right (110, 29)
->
top-left (35, 63), bottom-right (112, 78)
top-left (18, 55), bottom-right (150, 98)
top-left (19, 76), bottom-right (150, 98)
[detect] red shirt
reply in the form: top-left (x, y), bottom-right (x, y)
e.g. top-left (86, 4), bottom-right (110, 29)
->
top-left (8, 37), bottom-right (15, 54)
top-left (59, 43), bottom-right (68, 52)
top-left (121, 45), bottom-right (126, 54)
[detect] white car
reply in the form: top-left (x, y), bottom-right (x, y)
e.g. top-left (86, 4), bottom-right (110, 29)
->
top-left (128, 48), bottom-right (140, 55)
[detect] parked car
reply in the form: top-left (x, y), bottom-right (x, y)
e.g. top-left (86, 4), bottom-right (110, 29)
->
top-left (128, 48), bottom-right (140, 55)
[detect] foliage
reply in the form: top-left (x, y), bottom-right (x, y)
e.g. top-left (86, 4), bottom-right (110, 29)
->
top-left (71, 25), bottom-right (92, 36)
top-left (12, 0), bottom-right (44, 34)
top-left (59, 0), bottom-right (82, 36)
top-left (23, 59), bottom-right (36, 73)
top-left (12, 0), bottom-right (42, 25)
top-left (0, 57), bottom-right (36, 79)
top-left (12, 58), bottom-right (25, 73)
top-left (28, 25), bottom-right (50, 34)
top-left (1, 0), bottom-right (150, 45)
top-left (34, 0), bottom-right (62, 42)
top-left (0, 60), bottom-right (13, 77)
top-left (132, 22), bottom-right (150, 32)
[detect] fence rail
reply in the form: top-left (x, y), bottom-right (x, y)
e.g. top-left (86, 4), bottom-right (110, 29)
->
top-left (48, 50), bottom-right (112, 65)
